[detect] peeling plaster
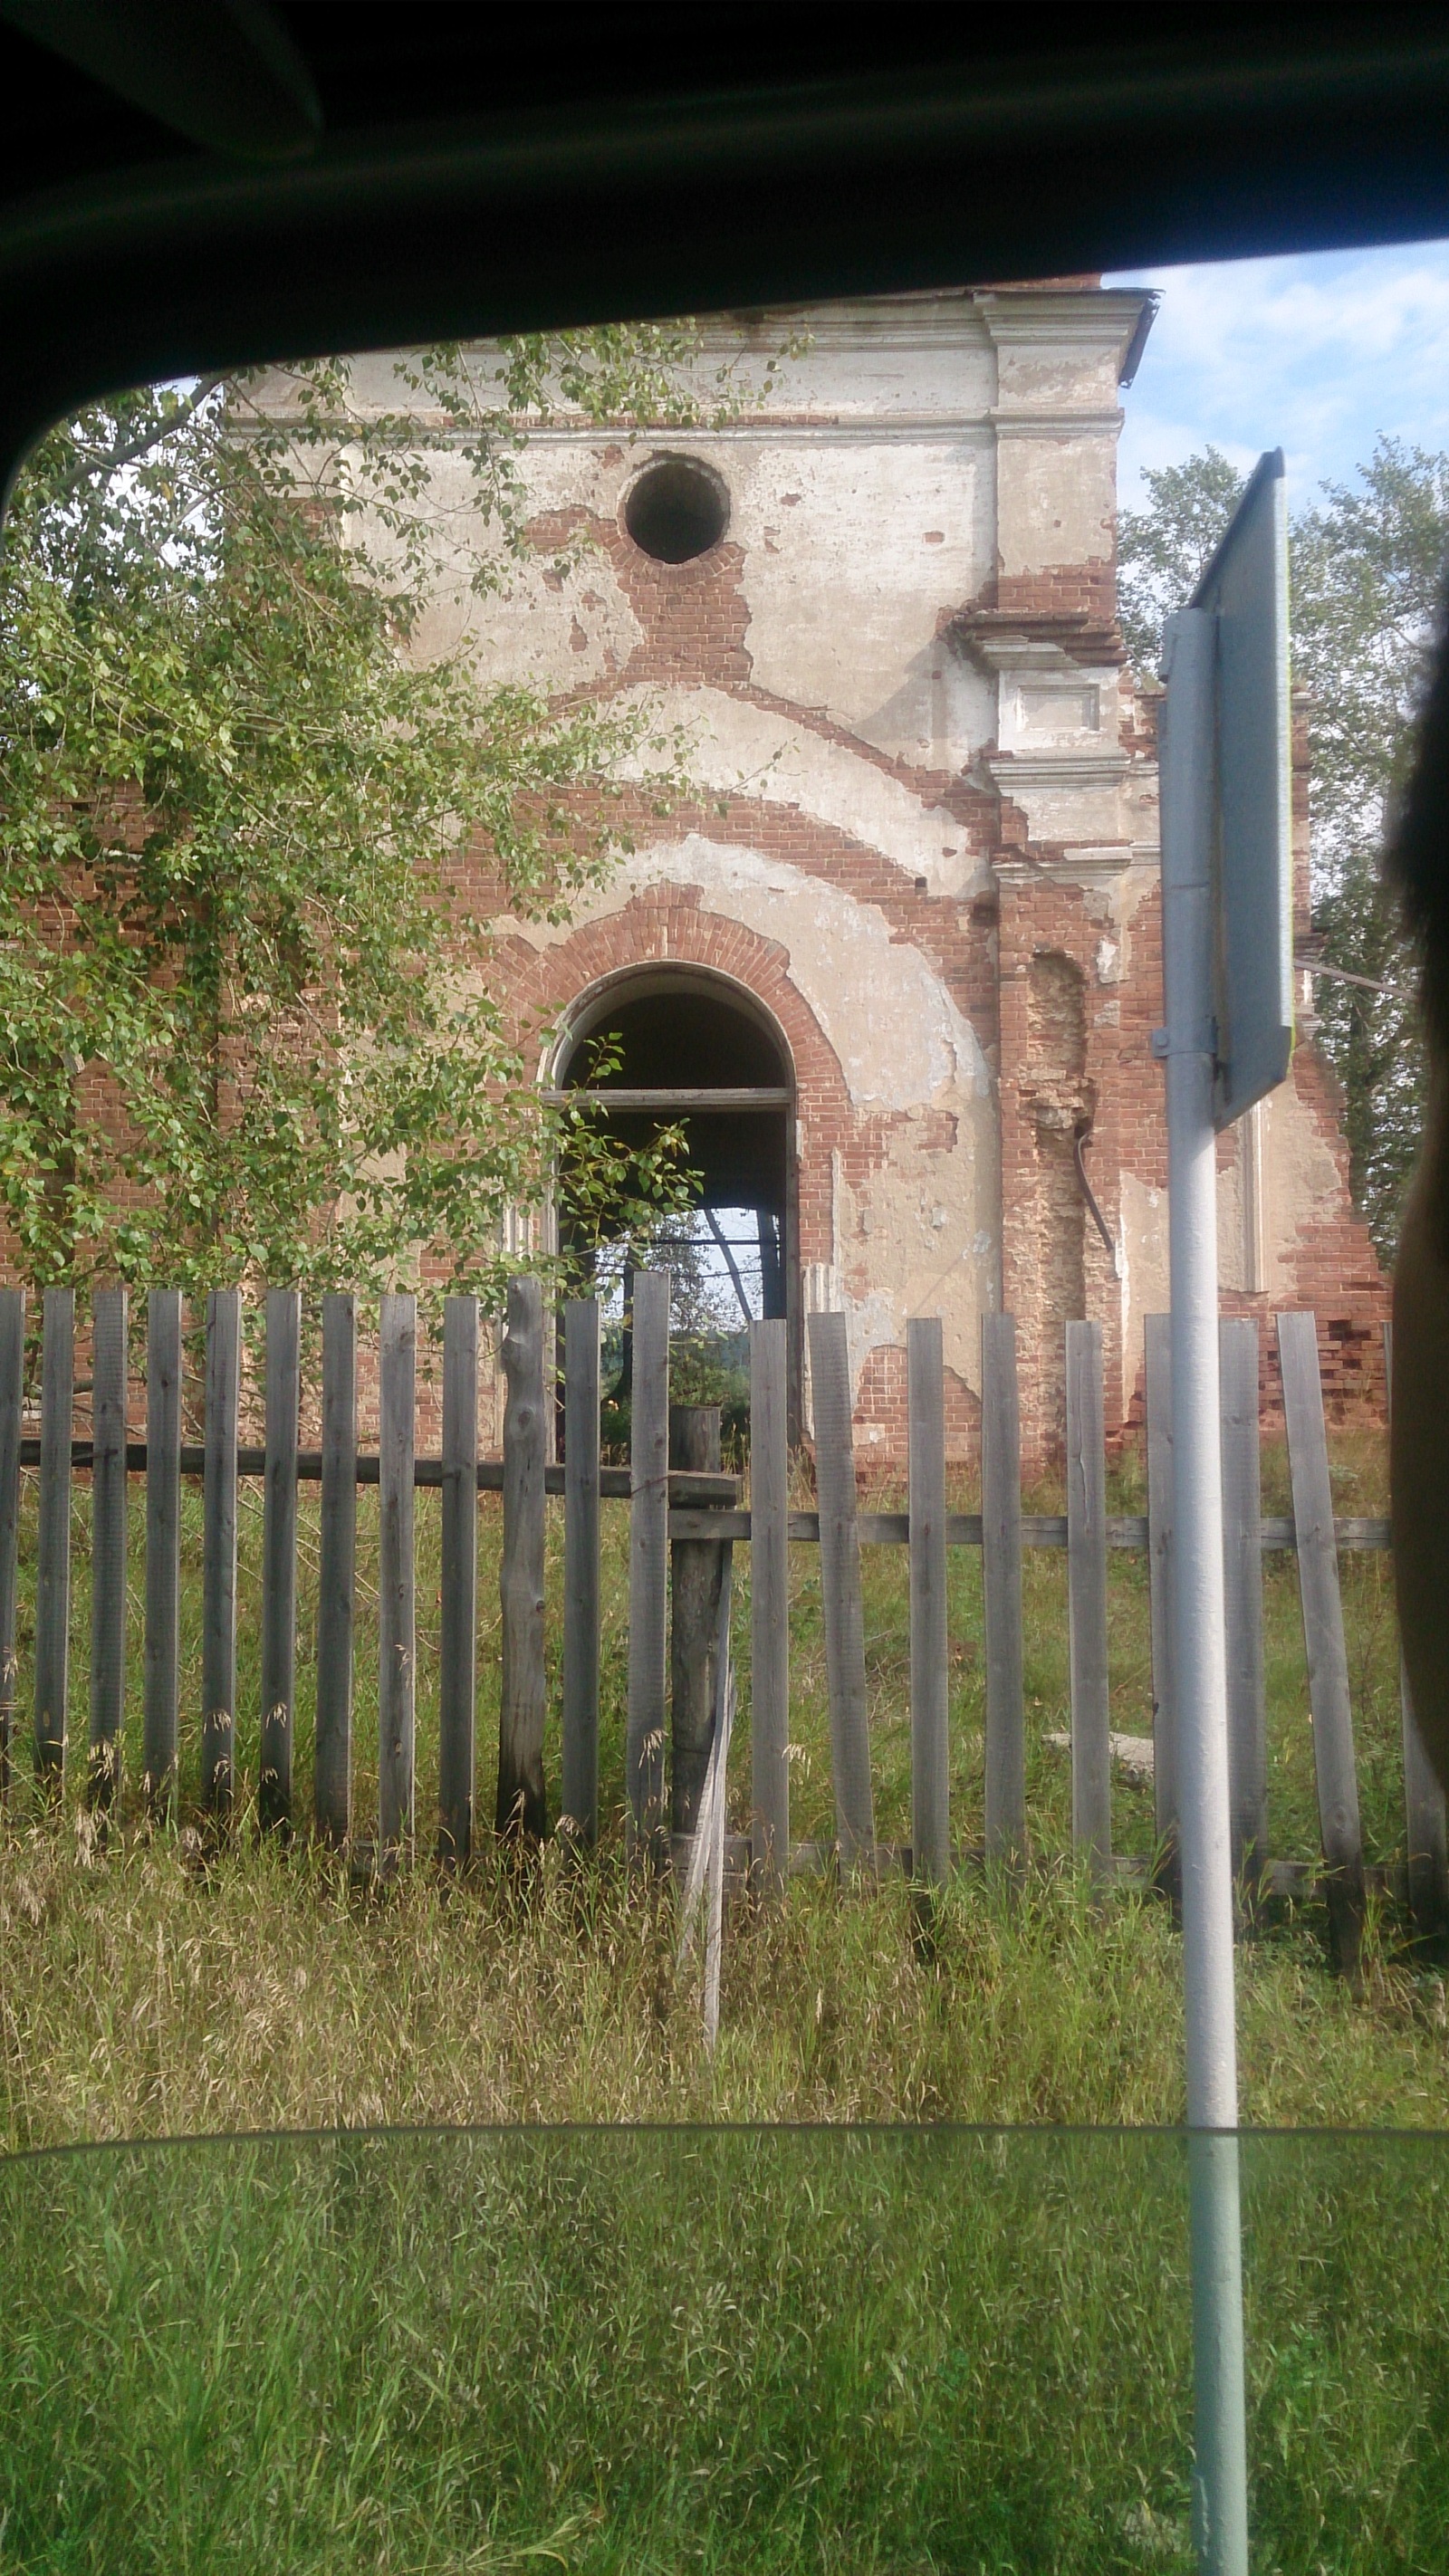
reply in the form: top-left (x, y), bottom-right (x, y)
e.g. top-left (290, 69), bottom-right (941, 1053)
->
top-left (613, 685), bottom-right (992, 897)
top-left (510, 834), bottom-right (993, 1115)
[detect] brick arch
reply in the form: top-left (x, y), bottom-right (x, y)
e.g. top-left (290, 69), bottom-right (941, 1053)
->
top-left (495, 887), bottom-right (855, 1149)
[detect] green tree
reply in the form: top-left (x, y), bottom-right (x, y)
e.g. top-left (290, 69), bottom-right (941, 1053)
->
top-left (0, 329), bottom-right (773, 1302)
top-left (1119, 439), bottom-right (1449, 1258)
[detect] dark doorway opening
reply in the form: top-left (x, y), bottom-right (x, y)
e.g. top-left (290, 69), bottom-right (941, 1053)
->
top-left (556, 972), bottom-right (795, 1438)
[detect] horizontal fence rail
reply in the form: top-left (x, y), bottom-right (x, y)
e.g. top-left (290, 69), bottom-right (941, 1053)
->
top-left (0, 1280), bottom-right (1436, 1970)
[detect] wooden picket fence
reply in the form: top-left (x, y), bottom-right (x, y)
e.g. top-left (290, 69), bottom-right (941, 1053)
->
top-left (0, 1277), bottom-right (1439, 1969)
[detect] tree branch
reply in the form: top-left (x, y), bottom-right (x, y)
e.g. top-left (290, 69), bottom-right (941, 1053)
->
top-left (59, 378), bottom-right (226, 499)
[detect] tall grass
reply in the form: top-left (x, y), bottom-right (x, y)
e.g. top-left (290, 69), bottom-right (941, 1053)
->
top-left (2, 2123), bottom-right (1447, 2571)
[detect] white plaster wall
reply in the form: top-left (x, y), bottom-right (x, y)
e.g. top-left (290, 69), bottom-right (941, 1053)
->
top-left (607, 685), bottom-right (993, 899)
top-left (504, 831), bottom-right (999, 1393)
top-left (995, 426), bottom-right (1119, 581)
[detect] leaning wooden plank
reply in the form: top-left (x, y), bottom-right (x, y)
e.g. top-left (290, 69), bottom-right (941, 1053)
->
top-left (201, 1288), bottom-right (242, 1815)
top-left (702, 1563), bottom-right (735, 2055)
top-left (907, 1315), bottom-right (949, 1881)
top-left (626, 1270), bottom-right (670, 1859)
top-left (1220, 1317), bottom-right (1268, 1893)
top-left (259, 1288), bottom-right (301, 1833)
top-left (34, 1288), bottom-right (74, 1790)
top-left (1066, 1319), bottom-right (1111, 1874)
top-left (313, 1292), bottom-right (356, 1848)
top-left (498, 1275), bottom-right (548, 1838)
top-left (378, 1293), bottom-right (417, 1861)
top-left (1144, 1314), bottom-right (1178, 1894)
top-left (87, 1287), bottom-right (128, 1811)
top-left (1385, 1320), bottom-right (1448, 1935)
top-left (438, 1295), bottom-right (479, 1864)
top-left (1278, 1308), bottom-right (1366, 1974)
top-left (981, 1312), bottom-right (1025, 1860)
top-left (669, 1400), bottom-right (726, 1838)
top-left (142, 1290), bottom-right (182, 1816)
top-left (748, 1317), bottom-right (790, 1891)
top-left (0, 1289), bottom-right (22, 1804)
top-left (561, 1298), bottom-right (601, 1847)
top-left (807, 1309), bottom-right (875, 1866)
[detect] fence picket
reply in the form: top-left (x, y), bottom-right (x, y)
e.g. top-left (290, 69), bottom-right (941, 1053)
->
top-left (498, 1276), bottom-right (547, 1838)
top-left (259, 1288), bottom-right (301, 1832)
top-left (749, 1317), bottom-right (790, 1891)
top-left (202, 1288), bottom-right (241, 1815)
top-left (1385, 1319), bottom-right (1448, 1934)
top-left (142, 1291), bottom-right (182, 1816)
top-left (438, 1295), bottom-right (478, 1864)
top-left (378, 1293), bottom-right (416, 1861)
top-left (1066, 1319), bottom-right (1111, 1874)
top-left (314, 1293), bottom-right (356, 1847)
top-left (807, 1310), bottom-right (875, 1868)
top-left (1144, 1314), bottom-right (1178, 1894)
top-left (561, 1298), bottom-right (600, 1846)
top-left (0, 1288), bottom-right (22, 1804)
top-left (907, 1315), bottom-right (949, 1882)
top-left (1220, 1317), bottom-right (1267, 1892)
top-left (669, 1402), bottom-right (725, 1838)
top-left (626, 1270), bottom-right (669, 1859)
top-left (1278, 1308), bottom-right (1366, 1973)
top-left (87, 1288), bottom-right (128, 1811)
top-left (0, 1267), bottom-right (1425, 1917)
top-left (981, 1313), bottom-right (1025, 1861)
top-left (34, 1288), bottom-right (74, 1789)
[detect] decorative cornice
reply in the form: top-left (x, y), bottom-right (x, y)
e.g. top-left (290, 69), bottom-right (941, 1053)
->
top-left (974, 288), bottom-right (1156, 385)
top-left (986, 752), bottom-right (1128, 794)
top-left (962, 627), bottom-right (1117, 679)
top-left (994, 842), bottom-right (1135, 887)
top-left (949, 605), bottom-right (1125, 671)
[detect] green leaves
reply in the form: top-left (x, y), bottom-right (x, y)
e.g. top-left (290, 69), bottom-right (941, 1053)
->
top-left (0, 343), bottom-right (709, 1302)
top-left (1120, 439), bottom-right (1449, 1259)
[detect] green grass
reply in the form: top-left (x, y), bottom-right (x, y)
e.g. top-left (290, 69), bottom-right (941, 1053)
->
top-left (2, 1433), bottom-right (1448, 2570)
top-left (2, 2123), bottom-right (1448, 2572)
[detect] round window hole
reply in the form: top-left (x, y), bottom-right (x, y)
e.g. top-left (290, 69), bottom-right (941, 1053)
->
top-left (624, 457), bottom-right (728, 564)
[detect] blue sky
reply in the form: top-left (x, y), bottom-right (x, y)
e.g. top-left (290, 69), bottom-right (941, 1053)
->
top-left (1107, 237), bottom-right (1449, 513)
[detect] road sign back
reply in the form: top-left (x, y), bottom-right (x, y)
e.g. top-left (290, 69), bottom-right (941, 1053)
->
top-left (1189, 448), bottom-right (1294, 1129)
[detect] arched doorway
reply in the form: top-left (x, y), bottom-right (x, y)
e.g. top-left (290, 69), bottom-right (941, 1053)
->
top-left (554, 966), bottom-right (797, 1418)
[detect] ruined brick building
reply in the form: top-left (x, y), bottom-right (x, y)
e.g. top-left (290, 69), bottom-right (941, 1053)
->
top-left (342, 282), bottom-right (1387, 1462)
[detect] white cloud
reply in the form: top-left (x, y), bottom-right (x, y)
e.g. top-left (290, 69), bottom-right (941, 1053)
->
top-left (1108, 238), bottom-right (1449, 508)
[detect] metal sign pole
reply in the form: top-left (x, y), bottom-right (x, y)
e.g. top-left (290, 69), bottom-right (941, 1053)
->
top-left (1158, 604), bottom-right (1250, 2576)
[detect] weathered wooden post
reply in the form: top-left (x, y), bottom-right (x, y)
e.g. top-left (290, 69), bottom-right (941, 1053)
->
top-left (806, 1309), bottom-right (875, 1871)
top-left (378, 1291), bottom-right (417, 1862)
top-left (437, 1293), bottom-right (478, 1864)
top-left (907, 1316), bottom-right (949, 1882)
top-left (561, 1298), bottom-right (601, 1845)
top-left (749, 1317), bottom-right (790, 1891)
top-left (981, 1312), bottom-right (1025, 1862)
top-left (34, 1286), bottom-right (73, 1792)
top-left (259, 1286), bottom-right (301, 1832)
top-left (314, 1291), bottom-right (356, 1847)
top-left (1145, 1312), bottom-right (1179, 1900)
top-left (1278, 1307), bottom-right (1366, 1975)
top-left (497, 1274), bottom-right (547, 1838)
top-left (87, 1286), bottom-right (128, 1812)
top-left (201, 1287), bottom-right (240, 1817)
top-left (626, 1270), bottom-right (669, 1861)
top-left (142, 1289), bottom-right (182, 1818)
top-left (0, 1288), bottom-right (23, 1806)
top-left (1066, 1318), bottom-right (1110, 1877)
top-left (670, 1401), bottom-right (725, 1841)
